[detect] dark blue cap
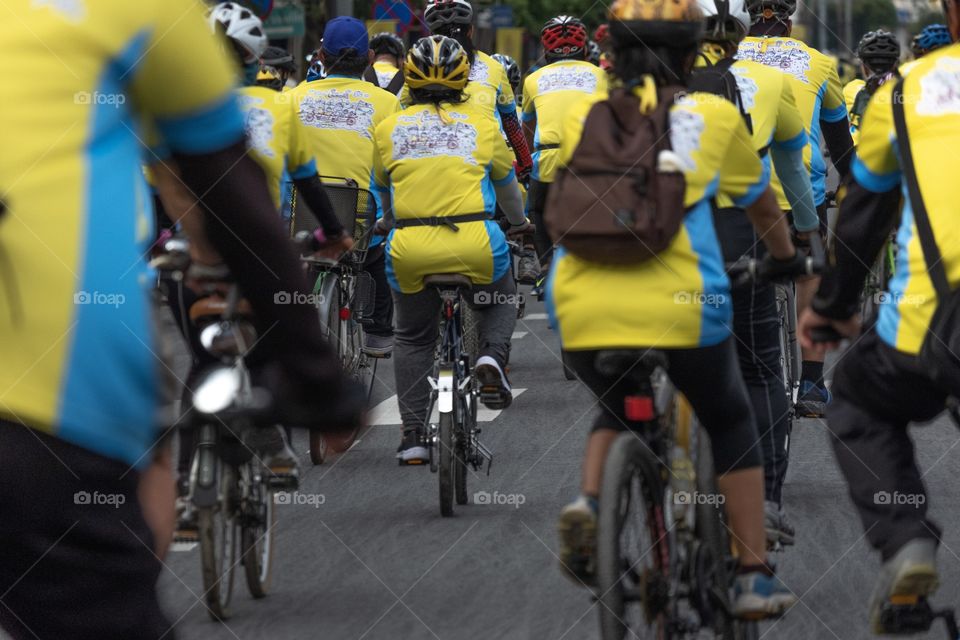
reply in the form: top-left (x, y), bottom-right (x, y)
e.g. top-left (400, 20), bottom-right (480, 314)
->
top-left (322, 17), bottom-right (369, 55)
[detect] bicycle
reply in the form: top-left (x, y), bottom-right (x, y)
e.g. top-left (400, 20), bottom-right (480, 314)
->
top-left (153, 238), bottom-right (288, 622)
top-left (420, 273), bottom-right (493, 517)
top-left (292, 177), bottom-right (379, 464)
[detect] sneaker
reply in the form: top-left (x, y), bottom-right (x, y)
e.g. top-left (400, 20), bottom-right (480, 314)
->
top-left (868, 538), bottom-right (939, 634)
top-left (557, 497), bottom-right (597, 587)
top-left (516, 251), bottom-right (541, 285)
top-left (396, 428), bottom-right (428, 465)
top-left (263, 429), bottom-right (300, 491)
top-left (363, 333), bottom-right (394, 358)
top-left (733, 570), bottom-right (797, 618)
top-left (796, 380), bottom-right (831, 418)
top-left (475, 355), bottom-right (512, 410)
top-left (764, 500), bottom-right (796, 548)
top-left (531, 275), bottom-right (547, 300)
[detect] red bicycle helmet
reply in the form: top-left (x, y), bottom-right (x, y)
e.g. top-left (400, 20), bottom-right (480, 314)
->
top-left (541, 16), bottom-right (588, 58)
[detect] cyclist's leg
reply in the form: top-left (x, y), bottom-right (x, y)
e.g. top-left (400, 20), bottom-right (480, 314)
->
top-left (829, 331), bottom-right (944, 558)
top-left (714, 208), bottom-right (792, 521)
top-left (467, 273), bottom-right (517, 408)
top-left (362, 244), bottom-right (395, 356)
top-left (392, 286), bottom-right (442, 432)
top-left (795, 202), bottom-right (831, 416)
top-left (0, 421), bottom-right (171, 640)
top-left (527, 179), bottom-right (553, 269)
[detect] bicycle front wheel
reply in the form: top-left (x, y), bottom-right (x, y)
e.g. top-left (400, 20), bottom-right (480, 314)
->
top-left (198, 464), bottom-right (239, 621)
top-left (597, 433), bottom-right (670, 640)
top-left (242, 472), bottom-right (276, 599)
top-left (438, 410), bottom-right (455, 517)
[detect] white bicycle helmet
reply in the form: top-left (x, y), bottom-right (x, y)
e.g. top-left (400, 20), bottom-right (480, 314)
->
top-left (696, 0), bottom-right (750, 43)
top-left (208, 2), bottom-right (268, 64)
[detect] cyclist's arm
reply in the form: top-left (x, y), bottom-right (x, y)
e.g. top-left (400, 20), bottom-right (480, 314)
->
top-left (820, 69), bottom-right (854, 180)
top-left (746, 188), bottom-right (795, 260)
top-left (496, 181), bottom-right (525, 225)
top-left (770, 145), bottom-right (818, 232)
top-left (149, 159), bottom-right (222, 263)
top-left (291, 173), bottom-right (345, 238)
top-left (502, 110), bottom-right (533, 179)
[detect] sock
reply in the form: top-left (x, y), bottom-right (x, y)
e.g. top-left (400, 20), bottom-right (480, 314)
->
top-left (737, 562), bottom-right (775, 577)
top-left (582, 494), bottom-right (599, 514)
top-left (802, 360), bottom-right (824, 385)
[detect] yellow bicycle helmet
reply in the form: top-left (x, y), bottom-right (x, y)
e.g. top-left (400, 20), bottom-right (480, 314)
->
top-left (608, 0), bottom-right (703, 46)
top-left (404, 35), bottom-right (470, 93)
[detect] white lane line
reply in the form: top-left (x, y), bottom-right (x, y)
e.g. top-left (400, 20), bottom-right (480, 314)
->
top-left (368, 390), bottom-right (527, 426)
top-left (511, 331), bottom-right (528, 339)
top-left (171, 542), bottom-right (198, 552)
top-left (523, 313), bottom-right (548, 320)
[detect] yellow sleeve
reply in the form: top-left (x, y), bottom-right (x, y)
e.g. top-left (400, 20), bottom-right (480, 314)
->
top-left (372, 120), bottom-right (392, 191)
top-left (129, 0), bottom-right (243, 154)
top-left (398, 84), bottom-right (412, 108)
top-left (521, 75), bottom-right (536, 121)
top-left (772, 78), bottom-right (806, 147)
top-left (718, 111), bottom-right (768, 208)
top-left (819, 63), bottom-right (848, 123)
top-left (851, 82), bottom-right (900, 193)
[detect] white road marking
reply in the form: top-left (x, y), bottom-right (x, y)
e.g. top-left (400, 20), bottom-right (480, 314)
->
top-left (368, 389), bottom-right (527, 426)
top-left (171, 542), bottom-right (198, 552)
top-left (511, 331), bottom-right (528, 339)
top-left (523, 313), bottom-right (548, 320)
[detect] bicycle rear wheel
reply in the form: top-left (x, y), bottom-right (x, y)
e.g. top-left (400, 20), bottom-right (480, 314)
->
top-left (242, 471), bottom-right (276, 599)
top-left (310, 273), bottom-right (342, 465)
top-left (596, 433), bottom-right (670, 640)
top-left (461, 303), bottom-right (480, 361)
top-left (198, 464), bottom-right (239, 621)
top-left (455, 393), bottom-right (474, 505)
top-left (438, 410), bottom-right (455, 517)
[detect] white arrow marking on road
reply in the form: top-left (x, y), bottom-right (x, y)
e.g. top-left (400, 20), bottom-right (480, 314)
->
top-left (171, 542), bottom-right (198, 552)
top-left (368, 390), bottom-right (527, 426)
top-left (511, 331), bottom-right (528, 339)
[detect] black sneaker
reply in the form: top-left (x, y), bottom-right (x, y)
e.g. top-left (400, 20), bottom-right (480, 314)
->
top-left (796, 380), bottom-right (831, 418)
top-left (397, 428), bottom-right (428, 465)
top-left (516, 251), bottom-right (540, 285)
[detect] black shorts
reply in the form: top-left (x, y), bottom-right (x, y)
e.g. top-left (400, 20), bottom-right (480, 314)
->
top-left (0, 422), bottom-right (172, 640)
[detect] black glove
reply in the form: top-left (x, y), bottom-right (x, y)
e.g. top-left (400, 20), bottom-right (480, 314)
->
top-left (757, 251), bottom-right (812, 283)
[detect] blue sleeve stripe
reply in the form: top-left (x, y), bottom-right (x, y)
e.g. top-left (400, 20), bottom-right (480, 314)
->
top-left (288, 158), bottom-right (316, 180)
top-left (521, 110), bottom-right (536, 122)
top-left (732, 156), bottom-right (771, 208)
top-left (492, 168), bottom-right (516, 187)
top-left (820, 103), bottom-right (848, 123)
top-left (155, 92), bottom-right (245, 155)
top-left (852, 156), bottom-right (901, 193)
top-left (773, 130), bottom-right (807, 151)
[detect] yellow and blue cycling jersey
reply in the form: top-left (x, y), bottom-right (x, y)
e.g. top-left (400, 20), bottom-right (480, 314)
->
top-left (372, 60), bottom-right (402, 91)
top-left (401, 51), bottom-right (518, 121)
top-left (697, 50), bottom-right (808, 207)
top-left (521, 60), bottom-right (609, 183)
top-left (843, 78), bottom-right (866, 145)
top-left (288, 75), bottom-right (400, 242)
top-left (0, 0), bottom-right (244, 467)
top-left (737, 36), bottom-right (848, 207)
top-left (853, 45), bottom-right (960, 355)
top-left (547, 91), bottom-right (769, 350)
top-left (373, 102), bottom-right (517, 294)
top-left (238, 85), bottom-right (315, 215)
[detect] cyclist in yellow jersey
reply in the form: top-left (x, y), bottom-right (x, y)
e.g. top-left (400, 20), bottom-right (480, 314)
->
top-left (364, 32), bottom-right (406, 94)
top-left (0, 0), bottom-right (361, 635)
top-left (799, 4), bottom-right (960, 629)
top-left (552, 0), bottom-right (803, 617)
top-left (521, 16), bottom-right (608, 281)
top-left (373, 36), bottom-right (530, 464)
top-left (738, 0), bottom-right (855, 418)
top-left (691, 0), bottom-right (817, 549)
top-left (845, 30), bottom-right (901, 146)
top-left (288, 17), bottom-right (402, 357)
top-left (417, 0), bottom-right (534, 183)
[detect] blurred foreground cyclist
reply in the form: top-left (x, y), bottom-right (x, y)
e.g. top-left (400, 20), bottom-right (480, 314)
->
top-left (373, 36), bottom-right (530, 463)
top-left (550, 0), bottom-right (801, 617)
top-left (799, 1), bottom-right (960, 631)
top-left (0, 1), bottom-right (360, 638)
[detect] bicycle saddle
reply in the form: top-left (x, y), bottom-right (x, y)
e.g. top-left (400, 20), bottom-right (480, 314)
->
top-left (594, 349), bottom-right (669, 379)
top-left (423, 274), bottom-right (473, 290)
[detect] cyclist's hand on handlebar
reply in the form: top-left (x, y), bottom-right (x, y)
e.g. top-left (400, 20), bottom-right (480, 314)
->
top-left (798, 308), bottom-right (860, 354)
top-left (314, 230), bottom-right (354, 261)
top-left (373, 218), bottom-right (393, 236)
top-left (506, 218), bottom-right (533, 238)
top-left (757, 250), bottom-right (814, 283)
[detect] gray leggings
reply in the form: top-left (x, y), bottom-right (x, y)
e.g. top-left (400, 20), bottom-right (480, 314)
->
top-left (392, 273), bottom-right (517, 429)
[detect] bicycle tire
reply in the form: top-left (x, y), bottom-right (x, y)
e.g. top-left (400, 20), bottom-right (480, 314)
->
top-left (694, 430), bottom-right (760, 640)
top-left (439, 410), bottom-right (455, 517)
top-left (242, 474), bottom-right (276, 599)
top-left (461, 303), bottom-right (481, 362)
top-left (455, 395), bottom-right (472, 505)
top-left (310, 273), bottom-right (342, 465)
top-left (596, 433), bottom-right (669, 640)
top-left (775, 286), bottom-right (794, 408)
top-left (198, 464), bottom-right (238, 621)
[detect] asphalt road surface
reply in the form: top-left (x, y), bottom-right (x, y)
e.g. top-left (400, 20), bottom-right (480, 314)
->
top-left (155, 298), bottom-right (960, 640)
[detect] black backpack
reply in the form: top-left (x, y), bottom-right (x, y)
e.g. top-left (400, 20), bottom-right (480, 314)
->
top-left (363, 66), bottom-right (405, 95)
top-left (688, 57), bottom-right (754, 137)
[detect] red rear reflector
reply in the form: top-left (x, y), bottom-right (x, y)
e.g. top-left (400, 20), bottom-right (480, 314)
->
top-left (625, 396), bottom-right (655, 421)
top-left (339, 307), bottom-right (351, 320)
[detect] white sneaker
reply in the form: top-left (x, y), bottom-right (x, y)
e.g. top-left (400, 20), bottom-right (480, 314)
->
top-left (474, 355), bottom-right (512, 410)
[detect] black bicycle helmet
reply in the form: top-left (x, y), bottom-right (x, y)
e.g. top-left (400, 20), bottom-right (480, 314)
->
top-left (261, 46), bottom-right (296, 73)
top-left (492, 53), bottom-right (521, 91)
top-left (858, 29), bottom-right (900, 71)
top-left (371, 32), bottom-right (405, 59)
top-left (424, 0), bottom-right (474, 33)
top-left (745, 0), bottom-right (796, 23)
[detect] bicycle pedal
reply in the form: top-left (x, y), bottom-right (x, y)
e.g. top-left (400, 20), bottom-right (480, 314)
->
top-left (398, 458), bottom-right (427, 467)
top-left (878, 599), bottom-right (936, 634)
top-left (267, 473), bottom-right (299, 492)
top-left (173, 528), bottom-right (200, 544)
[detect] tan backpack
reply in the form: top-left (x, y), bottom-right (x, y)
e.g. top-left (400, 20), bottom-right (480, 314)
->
top-left (544, 86), bottom-right (688, 265)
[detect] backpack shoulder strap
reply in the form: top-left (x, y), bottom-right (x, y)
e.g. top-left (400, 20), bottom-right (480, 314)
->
top-left (689, 58), bottom-right (753, 134)
top-left (891, 78), bottom-right (951, 297)
top-left (385, 70), bottom-right (405, 95)
top-left (362, 66), bottom-right (381, 88)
